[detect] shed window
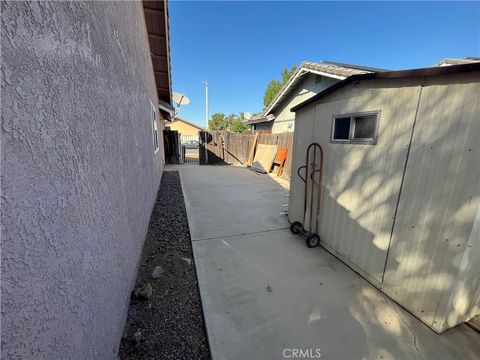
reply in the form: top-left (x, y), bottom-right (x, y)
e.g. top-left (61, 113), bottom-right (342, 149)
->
top-left (333, 117), bottom-right (351, 140)
top-left (151, 102), bottom-right (159, 154)
top-left (331, 111), bottom-right (380, 145)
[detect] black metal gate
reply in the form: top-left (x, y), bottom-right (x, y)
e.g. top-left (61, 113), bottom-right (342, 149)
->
top-left (180, 134), bottom-right (199, 165)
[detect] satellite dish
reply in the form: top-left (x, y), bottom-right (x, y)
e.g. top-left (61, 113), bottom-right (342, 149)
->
top-left (173, 92), bottom-right (190, 107)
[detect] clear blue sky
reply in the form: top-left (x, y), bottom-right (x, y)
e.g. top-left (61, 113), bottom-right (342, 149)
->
top-left (169, 1), bottom-right (480, 126)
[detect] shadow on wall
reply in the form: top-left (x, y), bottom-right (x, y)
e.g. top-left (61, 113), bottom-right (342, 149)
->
top-left (382, 79), bottom-right (479, 331)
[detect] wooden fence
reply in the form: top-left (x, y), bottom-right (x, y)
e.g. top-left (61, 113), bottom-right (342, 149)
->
top-left (199, 131), bottom-right (294, 179)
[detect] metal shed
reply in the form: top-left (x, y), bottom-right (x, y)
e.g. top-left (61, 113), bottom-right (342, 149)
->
top-left (289, 63), bottom-right (480, 333)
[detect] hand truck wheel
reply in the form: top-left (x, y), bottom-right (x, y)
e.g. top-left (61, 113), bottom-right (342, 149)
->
top-left (290, 221), bottom-right (303, 235)
top-left (306, 233), bottom-right (320, 248)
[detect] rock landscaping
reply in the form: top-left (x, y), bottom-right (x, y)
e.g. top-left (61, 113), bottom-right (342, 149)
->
top-left (119, 171), bottom-right (210, 360)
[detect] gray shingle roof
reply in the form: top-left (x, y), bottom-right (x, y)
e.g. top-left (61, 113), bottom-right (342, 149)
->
top-left (301, 61), bottom-right (372, 78)
top-left (245, 114), bottom-right (274, 125)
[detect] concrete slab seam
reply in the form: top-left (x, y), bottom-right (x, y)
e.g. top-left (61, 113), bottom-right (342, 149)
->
top-left (191, 227), bottom-right (290, 242)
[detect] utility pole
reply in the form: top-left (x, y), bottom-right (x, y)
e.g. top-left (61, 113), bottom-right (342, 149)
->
top-left (202, 81), bottom-right (208, 163)
top-left (203, 80), bottom-right (208, 129)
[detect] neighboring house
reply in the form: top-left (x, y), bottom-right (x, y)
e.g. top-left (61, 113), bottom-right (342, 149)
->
top-left (289, 62), bottom-right (480, 333)
top-left (247, 61), bottom-right (387, 133)
top-left (166, 117), bottom-right (204, 136)
top-left (1, 1), bottom-right (173, 358)
top-left (245, 113), bottom-right (275, 133)
top-left (434, 57), bottom-right (480, 66)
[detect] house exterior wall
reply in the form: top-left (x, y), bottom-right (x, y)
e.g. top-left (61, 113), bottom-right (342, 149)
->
top-left (253, 121), bottom-right (273, 132)
top-left (289, 73), bottom-right (480, 332)
top-left (167, 120), bottom-right (202, 136)
top-left (271, 74), bottom-right (338, 134)
top-left (1, 2), bottom-right (164, 358)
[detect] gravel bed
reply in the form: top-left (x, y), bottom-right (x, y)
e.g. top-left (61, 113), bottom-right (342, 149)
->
top-left (119, 171), bottom-right (210, 360)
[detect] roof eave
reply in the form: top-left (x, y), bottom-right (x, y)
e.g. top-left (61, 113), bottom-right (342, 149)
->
top-left (170, 117), bottom-right (205, 130)
top-left (263, 67), bottom-right (348, 117)
top-left (262, 67), bottom-right (305, 117)
top-left (159, 99), bottom-right (175, 119)
top-left (143, 0), bottom-right (173, 107)
top-left (246, 118), bottom-right (274, 125)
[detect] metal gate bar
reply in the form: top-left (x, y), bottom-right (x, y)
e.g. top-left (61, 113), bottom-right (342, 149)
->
top-left (180, 134), bottom-right (200, 165)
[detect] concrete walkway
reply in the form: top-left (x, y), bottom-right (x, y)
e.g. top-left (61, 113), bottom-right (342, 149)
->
top-left (175, 165), bottom-right (480, 360)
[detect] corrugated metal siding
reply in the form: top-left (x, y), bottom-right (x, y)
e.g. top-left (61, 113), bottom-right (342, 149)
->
top-left (383, 73), bottom-right (480, 331)
top-left (311, 79), bottom-right (422, 282)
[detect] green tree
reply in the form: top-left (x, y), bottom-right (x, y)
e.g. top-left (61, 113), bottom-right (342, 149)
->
top-left (225, 114), bottom-right (237, 129)
top-left (230, 119), bottom-right (248, 133)
top-left (208, 113), bottom-right (227, 130)
top-left (263, 65), bottom-right (297, 108)
top-left (208, 112), bottom-right (250, 132)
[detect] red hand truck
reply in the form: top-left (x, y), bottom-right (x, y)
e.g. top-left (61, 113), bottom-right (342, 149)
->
top-left (290, 143), bottom-right (324, 248)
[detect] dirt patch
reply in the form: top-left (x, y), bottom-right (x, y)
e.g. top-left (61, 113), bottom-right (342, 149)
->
top-left (119, 171), bottom-right (210, 359)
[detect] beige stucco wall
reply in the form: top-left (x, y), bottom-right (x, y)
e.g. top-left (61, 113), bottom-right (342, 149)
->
top-left (271, 73), bottom-right (338, 134)
top-left (289, 73), bottom-right (480, 332)
top-left (167, 120), bottom-right (202, 136)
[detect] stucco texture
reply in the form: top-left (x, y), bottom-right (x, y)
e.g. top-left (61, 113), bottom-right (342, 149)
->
top-left (1, 2), bottom-right (164, 358)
